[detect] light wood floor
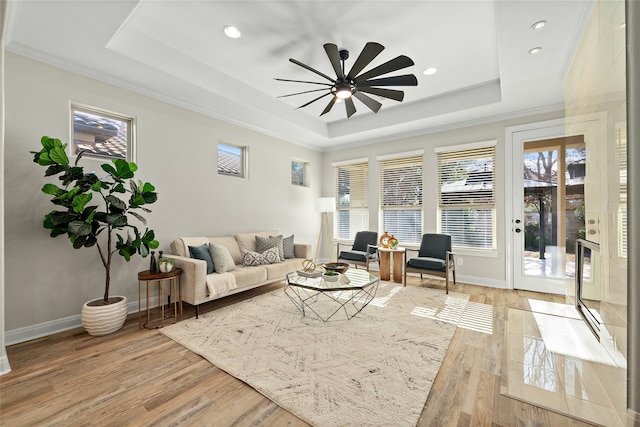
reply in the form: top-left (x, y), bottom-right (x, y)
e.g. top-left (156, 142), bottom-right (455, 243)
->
top-left (0, 276), bottom-right (597, 426)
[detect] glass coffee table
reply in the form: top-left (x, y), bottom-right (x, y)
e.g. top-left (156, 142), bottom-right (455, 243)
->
top-left (284, 269), bottom-right (379, 321)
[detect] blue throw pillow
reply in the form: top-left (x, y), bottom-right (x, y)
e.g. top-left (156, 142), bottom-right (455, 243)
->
top-left (188, 243), bottom-right (215, 274)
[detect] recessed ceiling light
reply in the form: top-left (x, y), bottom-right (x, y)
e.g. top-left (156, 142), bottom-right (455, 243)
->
top-left (423, 67), bottom-right (438, 76)
top-left (531, 20), bottom-right (547, 30)
top-left (528, 47), bottom-right (542, 55)
top-left (223, 25), bottom-right (241, 39)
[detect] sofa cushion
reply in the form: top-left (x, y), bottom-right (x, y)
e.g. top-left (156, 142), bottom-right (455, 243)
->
top-left (209, 236), bottom-right (242, 265)
top-left (242, 247), bottom-right (281, 267)
top-left (235, 230), bottom-right (278, 253)
top-left (407, 257), bottom-right (446, 271)
top-left (263, 258), bottom-right (303, 280)
top-left (210, 243), bottom-right (236, 273)
top-left (256, 234), bottom-right (284, 261)
top-left (189, 244), bottom-right (215, 274)
top-left (283, 235), bottom-right (295, 259)
top-left (230, 266), bottom-right (268, 289)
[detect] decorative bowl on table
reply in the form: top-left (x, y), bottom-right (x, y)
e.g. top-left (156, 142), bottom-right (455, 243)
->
top-left (322, 271), bottom-right (341, 282)
top-left (322, 262), bottom-right (350, 274)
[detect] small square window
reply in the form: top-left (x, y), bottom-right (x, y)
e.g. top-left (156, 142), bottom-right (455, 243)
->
top-left (291, 160), bottom-right (309, 187)
top-left (71, 105), bottom-right (133, 161)
top-left (218, 142), bottom-right (246, 178)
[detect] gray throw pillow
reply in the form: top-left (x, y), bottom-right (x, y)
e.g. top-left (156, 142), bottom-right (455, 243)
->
top-left (188, 243), bottom-right (215, 274)
top-left (256, 234), bottom-right (284, 261)
top-left (283, 234), bottom-right (295, 259)
top-left (242, 247), bottom-right (281, 267)
top-left (210, 243), bottom-right (236, 273)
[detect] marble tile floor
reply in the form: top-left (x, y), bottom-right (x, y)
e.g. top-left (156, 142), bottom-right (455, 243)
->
top-left (501, 300), bottom-right (626, 426)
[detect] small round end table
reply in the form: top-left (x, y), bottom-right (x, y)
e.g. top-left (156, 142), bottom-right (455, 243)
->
top-left (137, 268), bottom-right (183, 329)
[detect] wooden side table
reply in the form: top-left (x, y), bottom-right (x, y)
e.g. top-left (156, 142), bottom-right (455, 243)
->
top-left (137, 268), bottom-right (183, 329)
top-left (377, 247), bottom-right (407, 284)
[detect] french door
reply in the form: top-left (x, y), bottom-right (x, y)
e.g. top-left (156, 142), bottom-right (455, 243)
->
top-left (508, 117), bottom-right (600, 294)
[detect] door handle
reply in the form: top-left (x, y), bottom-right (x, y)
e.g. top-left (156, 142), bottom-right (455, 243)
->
top-left (515, 228), bottom-right (522, 233)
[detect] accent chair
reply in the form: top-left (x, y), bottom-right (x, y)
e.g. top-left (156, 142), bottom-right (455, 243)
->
top-left (336, 231), bottom-right (379, 271)
top-left (404, 233), bottom-right (456, 293)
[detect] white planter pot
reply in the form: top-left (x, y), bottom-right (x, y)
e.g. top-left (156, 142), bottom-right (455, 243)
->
top-left (81, 296), bottom-right (128, 336)
top-left (159, 262), bottom-right (174, 273)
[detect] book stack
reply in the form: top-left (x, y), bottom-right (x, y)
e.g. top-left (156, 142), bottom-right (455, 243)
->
top-left (296, 269), bottom-right (322, 278)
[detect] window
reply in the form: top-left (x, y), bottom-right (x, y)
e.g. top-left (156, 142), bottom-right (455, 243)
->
top-left (617, 126), bottom-right (627, 258)
top-left (333, 159), bottom-right (369, 240)
top-left (218, 142), bottom-right (246, 178)
top-left (291, 160), bottom-right (309, 187)
top-left (436, 141), bottom-right (496, 250)
top-left (378, 151), bottom-right (423, 244)
top-left (71, 104), bottom-right (133, 161)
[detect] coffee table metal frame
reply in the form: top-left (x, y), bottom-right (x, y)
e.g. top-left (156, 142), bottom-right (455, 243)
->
top-left (284, 269), bottom-right (379, 322)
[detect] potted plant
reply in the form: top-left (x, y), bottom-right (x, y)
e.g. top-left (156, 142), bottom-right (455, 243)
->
top-left (322, 269), bottom-right (341, 282)
top-left (31, 136), bottom-right (159, 336)
top-left (158, 257), bottom-right (176, 273)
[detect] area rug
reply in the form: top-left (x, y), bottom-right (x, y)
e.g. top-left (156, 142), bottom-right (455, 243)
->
top-left (160, 282), bottom-right (469, 427)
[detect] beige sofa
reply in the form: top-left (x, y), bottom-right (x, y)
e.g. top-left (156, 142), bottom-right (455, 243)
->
top-left (168, 231), bottom-right (311, 317)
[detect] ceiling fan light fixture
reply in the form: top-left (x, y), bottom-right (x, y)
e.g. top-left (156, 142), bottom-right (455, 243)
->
top-left (223, 25), bottom-right (242, 39)
top-left (335, 82), bottom-right (352, 99)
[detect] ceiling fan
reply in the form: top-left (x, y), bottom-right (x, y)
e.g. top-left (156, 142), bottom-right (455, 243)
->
top-left (276, 42), bottom-right (418, 118)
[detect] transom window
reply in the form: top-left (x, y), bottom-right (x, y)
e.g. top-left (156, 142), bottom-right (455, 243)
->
top-left (333, 159), bottom-right (369, 240)
top-left (218, 142), bottom-right (247, 178)
top-left (436, 141), bottom-right (496, 250)
top-left (71, 104), bottom-right (133, 161)
top-left (378, 151), bottom-right (424, 245)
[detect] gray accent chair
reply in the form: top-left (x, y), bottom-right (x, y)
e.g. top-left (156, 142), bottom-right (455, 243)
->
top-left (336, 231), bottom-right (379, 271)
top-left (404, 233), bottom-right (456, 293)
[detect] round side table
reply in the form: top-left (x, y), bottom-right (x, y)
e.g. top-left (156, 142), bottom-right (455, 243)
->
top-left (137, 268), bottom-right (183, 329)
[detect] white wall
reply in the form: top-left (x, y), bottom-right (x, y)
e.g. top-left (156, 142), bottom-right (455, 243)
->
top-left (1, 0), bottom-right (11, 374)
top-left (4, 52), bottom-right (322, 336)
top-left (321, 111), bottom-right (564, 287)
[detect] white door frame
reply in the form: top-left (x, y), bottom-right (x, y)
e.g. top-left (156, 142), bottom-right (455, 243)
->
top-left (505, 114), bottom-right (605, 293)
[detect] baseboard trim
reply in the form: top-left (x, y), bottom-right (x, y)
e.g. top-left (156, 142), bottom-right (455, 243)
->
top-left (0, 354), bottom-right (12, 375)
top-left (5, 297), bottom-right (161, 346)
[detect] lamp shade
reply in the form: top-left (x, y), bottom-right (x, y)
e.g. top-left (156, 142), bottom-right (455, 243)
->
top-left (315, 197), bottom-right (336, 213)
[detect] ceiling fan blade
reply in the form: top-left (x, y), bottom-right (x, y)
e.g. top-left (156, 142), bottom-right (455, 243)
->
top-left (320, 96), bottom-right (338, 116)
top-left (278, 88), bottom-right (331, 98)
top-left (346, 42), bottom-right (384, 80)
top-left (357, 74), bottom-right (418, 87)
top-left (353, 55), bottom-right (415, 84)
top-left (353, 91), bottom-right (382, 113)
top-left (357, 86), bottom-right (405, 102)
top-left (275, 78), bottom-right (333, 87)
top-left (296, 92), bottom-right (332, 110)
top-left (345, 97), bottom-right (356, 118)
top-left (323, 43), bottom-right (344, 79)
top-left (290, 58), bottom-right (335, 83)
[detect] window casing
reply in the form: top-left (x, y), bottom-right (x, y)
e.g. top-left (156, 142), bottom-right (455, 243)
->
top-left (292, 160), bottom-right (309, 187)
top-left (436, 141), bottom-right (496, 250)
top-left (71, 104), bottom-right (134, 161)
top-left (379, 153), bottom-right (423, 244)
top-left (218, 142), bottom-right (247, 178)
top-left (334, 159), bottom-right (369, 240)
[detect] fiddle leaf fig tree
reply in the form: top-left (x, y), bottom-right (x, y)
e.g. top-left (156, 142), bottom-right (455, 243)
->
top-left (32, 136), bottom-right (160, 305)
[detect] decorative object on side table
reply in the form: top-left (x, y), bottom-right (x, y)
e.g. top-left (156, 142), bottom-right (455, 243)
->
top-left (389, 235), bottom-right (399, 250)
top-left (31, 136), bottom-right (159, 336)
top-left (158, 256), bottom-right (176, 273)
top-left (379, 231), bottom-right (391, 248)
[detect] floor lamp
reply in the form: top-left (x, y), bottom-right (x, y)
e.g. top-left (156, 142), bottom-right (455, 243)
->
top-left (314, 197), bottom-right (335, 264)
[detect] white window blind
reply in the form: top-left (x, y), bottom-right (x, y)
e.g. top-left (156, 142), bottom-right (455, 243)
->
top-left (379, 154), bottom-right (423, 244)
top-left (437, 144), bottom-right (496, 250)
top-left (334, 161), bottom-right (369, 240)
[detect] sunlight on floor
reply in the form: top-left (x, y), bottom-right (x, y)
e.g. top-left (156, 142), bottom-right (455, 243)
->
top-left (410, 295), bottom-right (494, 334)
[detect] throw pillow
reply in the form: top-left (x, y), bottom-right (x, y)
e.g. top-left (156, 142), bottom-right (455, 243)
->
top-left (210, 243), bottom-right (236, 273)
top-left (283, 234), bottom-right (295, 259)
top-left (255, 234), bottom-right (284, 261)
top-left (242, 247), bottom-right (281, 267)
top-left (188, 243), bottom-right (215, 274)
